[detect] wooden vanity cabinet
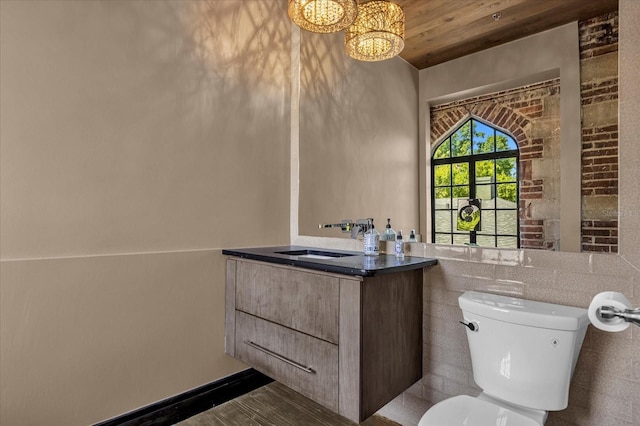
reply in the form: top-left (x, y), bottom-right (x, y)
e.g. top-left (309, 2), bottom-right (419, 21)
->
top-left (225, 258), bottom-right (423, 423)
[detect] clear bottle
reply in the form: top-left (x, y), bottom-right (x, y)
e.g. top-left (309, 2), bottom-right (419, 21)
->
top-left (395, 230), bottom-right (405, 259)
top-left (380, 218), bottom-right (397, 241)
top-left (409, 229), bottom-right (417, 243)
top-left (363, 220), bottom-right (380, 256)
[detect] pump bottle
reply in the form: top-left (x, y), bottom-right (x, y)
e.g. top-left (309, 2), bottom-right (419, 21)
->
top-left (395, 230), bottom-right (405, 259)
top-left (363, 220), bottom-right (380, 256)
top-left (381, 218), bottom-right (397, 241)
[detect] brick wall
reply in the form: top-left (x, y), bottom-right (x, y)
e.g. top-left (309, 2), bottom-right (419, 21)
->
top-left (580, 12), bottom-right (619, 253)
top-left (431, 80), bottom-right (561, 250)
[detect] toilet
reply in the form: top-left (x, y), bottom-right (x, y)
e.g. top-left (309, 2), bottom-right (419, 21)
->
top-left (419, 291), bottom-right (589, 426)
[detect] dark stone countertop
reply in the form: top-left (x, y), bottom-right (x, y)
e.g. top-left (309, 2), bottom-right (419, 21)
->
top-left (222, 245), bottom-right (438, 277)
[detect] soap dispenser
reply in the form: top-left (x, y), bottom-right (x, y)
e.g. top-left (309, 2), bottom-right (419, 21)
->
top-left (363, 219), bottom-right (380, 256)
top-left (408, 229), bottom-right (418, 243)
top-left (381, 218), bottom-right (397, 241)
top-left (395, 230), bottom-right (405, 259)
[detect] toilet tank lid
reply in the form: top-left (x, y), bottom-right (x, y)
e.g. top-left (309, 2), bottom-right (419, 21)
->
top-left (459, 291), bottom-right (589, 331)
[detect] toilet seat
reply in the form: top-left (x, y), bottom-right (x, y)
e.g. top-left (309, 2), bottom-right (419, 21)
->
top-left (418, 395), bottom-right (541, 426)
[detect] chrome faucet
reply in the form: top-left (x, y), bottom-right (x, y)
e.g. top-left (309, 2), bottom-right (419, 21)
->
top-left (319, 218), bottom-right (373, 239)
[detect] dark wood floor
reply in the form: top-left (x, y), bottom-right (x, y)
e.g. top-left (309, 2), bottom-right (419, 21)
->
top-left (176, 381), bottom-right (402, 426)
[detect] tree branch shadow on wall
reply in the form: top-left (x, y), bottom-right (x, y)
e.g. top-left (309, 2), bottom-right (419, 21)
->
top-left (95, 0), bottom-right (291, 147)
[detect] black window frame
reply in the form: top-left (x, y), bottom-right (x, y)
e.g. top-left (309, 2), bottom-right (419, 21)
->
top-left (431, 117), bottom-right (520, 248)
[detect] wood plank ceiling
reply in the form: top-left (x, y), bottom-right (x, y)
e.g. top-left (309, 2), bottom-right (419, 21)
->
top-left (395, 0), bottom-right (619, 69)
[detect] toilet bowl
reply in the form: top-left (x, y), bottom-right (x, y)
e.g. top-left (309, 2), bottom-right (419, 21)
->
top-left (418, 291), bottom-right (589, 426)
top-left (418, 395), bottom-right (543, 426)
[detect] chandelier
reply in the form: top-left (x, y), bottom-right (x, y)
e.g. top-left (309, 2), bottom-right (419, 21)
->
top-left (344, 0), bottom-right (405, 62)
top-left (288, 0), bottom-right (359, 33)
top-left (288, 0), bottom-right (405, 62)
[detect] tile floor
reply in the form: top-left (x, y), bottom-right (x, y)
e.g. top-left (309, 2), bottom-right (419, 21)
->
top-left (176, 381), bottom-right (431, 426)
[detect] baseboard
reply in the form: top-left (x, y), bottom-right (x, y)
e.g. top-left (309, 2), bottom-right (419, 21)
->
top-left (94, 368), bottom-right (273, 426)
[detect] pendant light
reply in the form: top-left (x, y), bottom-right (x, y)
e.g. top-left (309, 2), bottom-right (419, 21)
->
top-left (288, 0), bottom-right (359, 33)
top-left (345, 0), bottom-right (405, 61)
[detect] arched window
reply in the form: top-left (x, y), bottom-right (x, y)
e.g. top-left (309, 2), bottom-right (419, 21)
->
top-left (432, 117), bottom-right (520, 248)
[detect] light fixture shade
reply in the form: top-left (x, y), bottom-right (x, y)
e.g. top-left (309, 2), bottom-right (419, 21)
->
top-left (345, 0), bottom-right (405, 61)
top-left (288, 0), bottom-right (358, 33)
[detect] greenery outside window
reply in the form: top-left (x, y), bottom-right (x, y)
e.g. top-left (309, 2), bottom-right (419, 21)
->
top-left (432, 118), bottom-right (520, 248)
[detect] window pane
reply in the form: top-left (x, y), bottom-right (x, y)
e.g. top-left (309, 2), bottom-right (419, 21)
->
top-left (497, 210), bottom-right (518, 235)
top-left (452, 163), bottom-right (469, 185)
top-left (476, 159), bottom-right (494, 180)
top-left (434, 164), bottom-right (451, 186)
top-left (480, 196), bottom-right (495, 209)
top-left (476, 184), bottom-right (495, 205)
top-left (472, 120), bottom-right (494, 154)
top-left (497, 183), bottom-right (517, 204)
top-left (452, 185), bottom-right (469, 199)
top-left (435, 234), bottom-right (451, 244)
top-left (476, 235), bottom-right (496, 247)
top-left (497, 236), bottom-right (518, 248)
top-left (434, 187), bottom-right (451, 209)
top-left (496, 131), bottom-right (517, 151)
top-left (496, 157), bottom-right (517, 182)
top-left (451, 121), bottom-right (471, 157)
top-left (433, 140), bottom-right (451, 159)
top-left (435, 210), bottom-right (453, 233)
top-left (453, 234), bottom-right (470, 245)
top-left (477, 209), bottom-right (495, 235)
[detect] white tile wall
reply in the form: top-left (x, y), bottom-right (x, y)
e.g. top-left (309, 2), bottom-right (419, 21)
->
top-left (405, 244), bottom-right (640, 426)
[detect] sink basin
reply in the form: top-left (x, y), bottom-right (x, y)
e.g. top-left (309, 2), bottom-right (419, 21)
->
top-left (298, 254), bottom-right (338, 260)
top-left (275, 249), bottom-right (357, 260)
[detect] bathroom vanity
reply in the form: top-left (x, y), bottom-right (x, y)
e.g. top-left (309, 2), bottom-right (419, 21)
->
top-left (223, 246), bottom-right (437, 422)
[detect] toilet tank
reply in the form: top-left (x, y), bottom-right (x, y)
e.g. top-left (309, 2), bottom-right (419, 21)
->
top-left (458, 291), bottom-right (589, 411)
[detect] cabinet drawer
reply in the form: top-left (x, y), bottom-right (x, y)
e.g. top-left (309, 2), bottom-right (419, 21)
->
top-left (235, 311), bottom-right (339, 411)
top-left (235, 261), bottom-right (339, 343)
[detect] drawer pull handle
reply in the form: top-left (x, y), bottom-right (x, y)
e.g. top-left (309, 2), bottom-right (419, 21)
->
top-left (244, 340), bottom-right (315, 374)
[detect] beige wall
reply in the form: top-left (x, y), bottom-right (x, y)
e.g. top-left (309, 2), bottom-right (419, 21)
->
top-left (1, 251), bottom-right (238, 425)
top-left (0, 0), bottom-right (291, 258)
top-left (297, 31), bottom-right (420, 238)
top-left (1, 1), bottom-right (290, 425)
